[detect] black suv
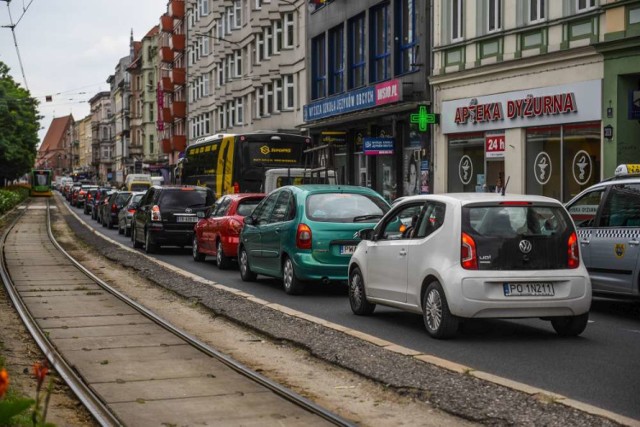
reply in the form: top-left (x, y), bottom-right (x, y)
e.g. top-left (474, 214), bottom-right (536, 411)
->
top-left (131, 185), bottom-right (215, 253)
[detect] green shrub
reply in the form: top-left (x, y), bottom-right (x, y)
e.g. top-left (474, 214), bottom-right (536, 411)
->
top-left (0, 187), bottom-right (29, 215)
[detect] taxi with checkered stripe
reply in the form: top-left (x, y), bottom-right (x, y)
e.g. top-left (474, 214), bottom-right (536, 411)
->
top-left (566, 164), bottom-right (640, 298)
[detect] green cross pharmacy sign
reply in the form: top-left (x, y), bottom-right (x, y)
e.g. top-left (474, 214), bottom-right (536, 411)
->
top-left (410, 105), bottom-right (438, 132)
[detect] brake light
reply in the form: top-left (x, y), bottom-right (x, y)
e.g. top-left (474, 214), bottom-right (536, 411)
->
top-left (461, 232), bottom-right (478, 270)
top-left (151, 205), bottom-right (161, 222)
top-left (111, 203), bottom-right (117, 213)
top-left (296, 223), bottom-right (312, 249)
top-left (128, 208), bottom-right (136, 214)
top-left (499, 201), bottom-right (531, 206)
top-left (229, 218), bottom-right (243, 235)
top-left (567, 231), bottom-right (579, 269)
top-left (233, 182), bottom-right (240, 193)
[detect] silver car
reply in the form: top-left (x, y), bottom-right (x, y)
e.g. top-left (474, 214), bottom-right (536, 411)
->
top-left (117, 192), bottom-right (145, 237)
top-left (566, 164), bottom-right (640, 298)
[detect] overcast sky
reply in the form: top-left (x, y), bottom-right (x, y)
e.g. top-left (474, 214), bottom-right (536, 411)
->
top-left (0, 0), bottom-right (164, 143)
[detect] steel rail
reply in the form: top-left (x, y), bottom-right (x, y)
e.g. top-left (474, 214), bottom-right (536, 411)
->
top-left (0, 200), bottom-right (122, 426)
top-left (47, 197), bottom-right (355, 426)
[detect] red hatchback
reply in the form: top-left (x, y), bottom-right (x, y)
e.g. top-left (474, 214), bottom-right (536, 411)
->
top-left (192, 193), bottom-right (265, 269)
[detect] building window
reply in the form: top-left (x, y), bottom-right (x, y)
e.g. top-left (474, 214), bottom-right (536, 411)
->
top-left (488, 0), bottom-right (501, 32)
top-left (236, 97), bottom-right (244, 125)
top-left (370, 3), bottom-right (391, 83)
top-left (283, 74), bottom-right (294, 110)
top-left (577, 0), bottom-right (596, 12)
top-left (265, 25), bottom-right (274, 57)
top-left (284, 12), bottom-right (295, 48)
top-left (529, 0), bottom-right (545, 22)
top-left (274, 78), bottom-right (283, 112)
top-left (256, 87), bottom-right (264, 117)
top-left (274, 20), bottom-right (283, 54)
top-left (265, 82), bottom-right (274, 115)
top-left (397, 0), bottom-right (417, 75)
top-left (149, 134), bottom-right (154, 154)
top-left (348, 13), bottom-right (365, 89)
top-left (234, 50), bottom-right (243, 77)
top-left (452, 0), bottom-right (463, 41)
top-left (233, 0), bottom-right (242, 28)
top-left (198, 0), bottom-right (209, 17)
top-left (631, 6), bottom-right (640, 25)
top-left (256, 33), bottom-right (265, 62)
top-left (218, 106), bottom-right (226, 130)
top-left (312, 34), bottom-right (326, 100)
top-left (328, 25), bottom-right (344, 95)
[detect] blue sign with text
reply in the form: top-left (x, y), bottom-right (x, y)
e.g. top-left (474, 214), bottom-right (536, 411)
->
top-left (364, 137), bottom-right (395, 155)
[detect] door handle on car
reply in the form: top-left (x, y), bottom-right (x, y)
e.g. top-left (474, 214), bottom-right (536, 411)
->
top-left (399, 249), bottom-right (407, 256)
top-left (629, 239), bottom-right (640, 246)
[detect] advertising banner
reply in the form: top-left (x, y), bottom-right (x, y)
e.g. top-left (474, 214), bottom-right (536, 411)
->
top-left (364, 137), bottom-right (394, 155)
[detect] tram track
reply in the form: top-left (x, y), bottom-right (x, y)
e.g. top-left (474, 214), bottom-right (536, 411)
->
top-left (0, 199), bottom-right (354, 426)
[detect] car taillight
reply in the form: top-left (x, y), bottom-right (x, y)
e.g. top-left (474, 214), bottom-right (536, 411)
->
top-left (111, 203), bottom-right (117, 212)
top-left (567, 231), bottom-right (579, 269)
top-left (233, 182), bottom-right (240, 193)
top-left (80, 190), bottom-right (86, 196)
top-left (229, 218), bottom-right (243, 235)
top-left (296, 223), bottom-right (312, 250)
top-left (151, 205), bottom-right (161, 222)
top-left (128, 208), bottom-right (136, 214)
top-left (461, 232), bottom-right (478, 270)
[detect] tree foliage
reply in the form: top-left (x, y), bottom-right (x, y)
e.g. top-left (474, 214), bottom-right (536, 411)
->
top-left (0, 61), bottom-right (41, 184)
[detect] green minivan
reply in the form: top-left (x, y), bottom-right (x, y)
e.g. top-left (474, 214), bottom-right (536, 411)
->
top-left (238, 185), bottom-right (390, 294)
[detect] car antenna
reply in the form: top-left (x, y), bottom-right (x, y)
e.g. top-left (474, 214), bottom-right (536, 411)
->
top-left (501, 176), bottom-right (510, 196)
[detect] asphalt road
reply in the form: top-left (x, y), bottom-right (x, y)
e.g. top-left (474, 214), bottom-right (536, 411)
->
top-left (71, 201), bottom-right (640, 421)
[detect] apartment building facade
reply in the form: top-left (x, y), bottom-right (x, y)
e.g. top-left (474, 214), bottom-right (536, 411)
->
top-left (186, 0), bottom-right (307, 142)
top-left (76, 115), bottom-right (93, 175)
top-left (431, 0), bottom-right (640, 202)
top-left (89, 91), bottom-right (113, 183)
top-left (304, 0), bottom-right (432, 201)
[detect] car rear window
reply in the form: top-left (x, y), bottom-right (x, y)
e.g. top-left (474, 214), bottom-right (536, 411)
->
top-left (131, 183), bottom-right (151, 191)
top-left (462, 204), bottom-right (574, 270)
top-left (159, 189), bottom-right (212, 207)
top-left (237, 199), bottom-right (261, 216)
top-left (306, 193), bottom-right (389, 223)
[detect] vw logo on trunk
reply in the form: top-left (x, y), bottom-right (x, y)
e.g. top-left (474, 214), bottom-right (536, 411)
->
top-left (519, 240), bottom-right (532, 254)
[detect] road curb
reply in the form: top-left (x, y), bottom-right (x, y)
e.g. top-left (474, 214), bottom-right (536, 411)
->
top-left (60, 196), bottom-right (640, 427)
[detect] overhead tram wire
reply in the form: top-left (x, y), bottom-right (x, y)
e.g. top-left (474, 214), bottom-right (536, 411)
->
top-left (1, 0), bottom-right (37, 91)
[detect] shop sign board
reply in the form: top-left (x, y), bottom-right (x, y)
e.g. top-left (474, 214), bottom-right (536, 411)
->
top-left (303, 79), bottom-right (401, 122)
top-left (364, 137), bottom-right (395, 155)
top-left (441, 80), bottom-right (601, 134)
top-left (485, 134), bottom-right (505, 158)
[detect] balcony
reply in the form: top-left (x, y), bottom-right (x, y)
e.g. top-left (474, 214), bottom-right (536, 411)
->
top-left (129, 145), bottom-right (143, 156)
top-left (161, 76), bottom-right (174, 92)
top-left (160, 14), bottom-right (173, 32)
top-left (171, 134), bottom-right (187, 152)
top-left (160, 46), bottom-right (174, 63)
top-left (171, 101), bottom-right (186, 119)
top-left (162, 107), bottom-right (172, 123)
top-left (171, 67), bottom-right (186, 86)
top-left (161, 138), bottom-right (172, 154)
top-left (169, 0), bottom-right (184, 19)
top-left (171, 34), bottom-right (185, 52)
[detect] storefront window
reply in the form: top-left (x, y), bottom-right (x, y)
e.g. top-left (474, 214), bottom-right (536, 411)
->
top-left (376, 155), bottom-right (396, 202)
top-left (563, 122), bottom-right (600, 201)
top-left (448, 133), bottom-right (484, 192)
top-left (526, 122), bottom-right (600, 202)
top-left (526, 125), bottom-right (561, 200)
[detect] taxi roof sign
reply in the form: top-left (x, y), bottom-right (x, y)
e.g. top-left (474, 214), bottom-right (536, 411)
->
top-left (614, 164), bottom-right (640, 176)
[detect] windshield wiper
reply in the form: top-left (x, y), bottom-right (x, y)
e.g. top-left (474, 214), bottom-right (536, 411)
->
top-left (353, 214), bottom-right (383, 222)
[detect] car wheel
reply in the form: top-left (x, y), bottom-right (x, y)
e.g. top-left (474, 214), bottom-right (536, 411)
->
top-left (239, 246), bottom-right (257, 282)
top-left (107, 217), bottom-right (113, 229)
top-left (282, 256), bottom-right (305, 295)
top-left (125, 226), bottom-right (131, 237)
top-left (551, 312), bottom-right (589, 337)
top-left (348, 266), bottom-right (375, 315)
top-left (192, 235), bottom-right (205, 262)
top-left (145, 230), bottom-right (157, 254)
top-left (101, 215), bottom-right (107, 228)
top-left (132, 226), bottom-right (142, 249)
top-left (216, 241), bottom-right (231, 270)
top-left (118, 221), bottom-right (124, 235)
top-left (423, 281), bottom-right (459, 339)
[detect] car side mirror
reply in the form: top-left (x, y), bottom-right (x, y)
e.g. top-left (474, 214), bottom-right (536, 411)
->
top-left (197, 211), bottom-right (205, 219)
top-left (244, 215), bottom-right (256, 226)
top-left (358, 228), bottom-right (375, 241)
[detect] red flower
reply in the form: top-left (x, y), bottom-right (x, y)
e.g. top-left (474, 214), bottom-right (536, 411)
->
top-left (32, 361), bottom-right (49, 388)
top-left (0, 368), bottom-right (8, 399)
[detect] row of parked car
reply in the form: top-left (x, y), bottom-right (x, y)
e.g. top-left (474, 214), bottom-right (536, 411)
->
top-left (60, 165), bottom-right (640, 339)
